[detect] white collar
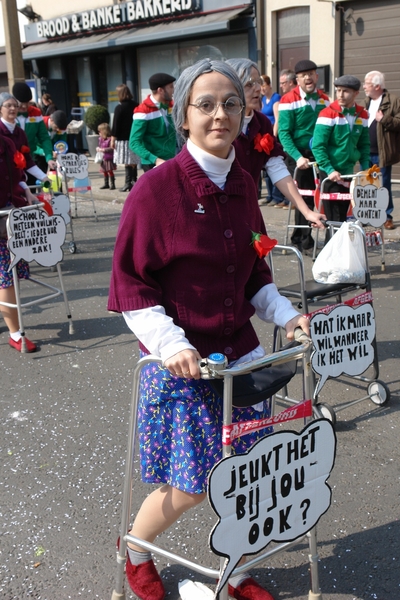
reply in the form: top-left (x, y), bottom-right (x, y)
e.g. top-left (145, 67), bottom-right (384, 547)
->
top-left (1, 117), bottom-right (16, 132)
top-left (187, 138), bottom-right (235, 190)
top-left (242, 112), bottom-right (254, 135)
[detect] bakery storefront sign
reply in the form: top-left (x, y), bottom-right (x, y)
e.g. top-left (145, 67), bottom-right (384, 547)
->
top-left (36, 0), bottom-right (199, 38)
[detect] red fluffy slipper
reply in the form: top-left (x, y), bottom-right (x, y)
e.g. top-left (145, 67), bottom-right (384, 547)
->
top-left (228, 577), bottom-right (275, 600)
top-left (117, 538), bottom-right (165, 600)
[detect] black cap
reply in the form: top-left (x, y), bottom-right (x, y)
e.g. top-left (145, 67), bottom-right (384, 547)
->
top-left (148, 72), bottom-right (176, 91)
top-left (50, 110), bottom-right (68, 130)
top-left (334, 75), bottom-right (361, 91)
top-left (294, 60), bottom-right (318, 74)
top-left (12, 82), bottom-right (32, 102)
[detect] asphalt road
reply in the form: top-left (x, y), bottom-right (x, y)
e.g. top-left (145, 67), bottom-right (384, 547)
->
top-left (1, 172), bottom-right (399, 600)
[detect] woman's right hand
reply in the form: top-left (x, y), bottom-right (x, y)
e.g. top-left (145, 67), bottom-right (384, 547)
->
top-left (164, 349), bottom-right (202, 379)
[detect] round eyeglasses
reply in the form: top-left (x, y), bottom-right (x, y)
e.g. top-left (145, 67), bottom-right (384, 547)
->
top-left (244, 77), bottom-right (264, 88)
top-left (1, 103), bottom-right (18, 109)
top-left (188, 96), bottom-right (244, 116)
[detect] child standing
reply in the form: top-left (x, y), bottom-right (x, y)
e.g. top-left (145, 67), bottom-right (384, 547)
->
top-left (97, 123), bottom-right (116, 190)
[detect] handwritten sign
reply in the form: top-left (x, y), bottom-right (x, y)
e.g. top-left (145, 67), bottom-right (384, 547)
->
top-left (7, 207), bottom-right (66, 268)
top-left (352, 185), bottom-right (388, 227)
top-left (311, 303), bottom-right (375, 395)
top-left (57, 153), bottom-right (88, 179)
top-left (208, 420), bottom-right (336, 595)
top-left (51, 194), bottom-right (71, 225)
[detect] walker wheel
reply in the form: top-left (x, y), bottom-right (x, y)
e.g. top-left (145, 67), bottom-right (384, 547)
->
top-left (368, 381), bottom-right (390, 405)
top-left (69, 242), bottom-right (77, 254)
top-left (315, 403), bottom-right (336, 425)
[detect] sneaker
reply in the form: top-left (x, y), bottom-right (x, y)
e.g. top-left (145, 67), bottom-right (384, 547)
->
top-left (9, 337), bottom-right (37, 353)
top-left (228, 577), bottom-right (275, 600)
top-left (273, 202), bottom-right (286, 208)
top-left (258, 198), bottom-right (271, 206)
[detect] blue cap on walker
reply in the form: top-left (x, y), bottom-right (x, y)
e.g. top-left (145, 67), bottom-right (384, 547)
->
top-left (208, 353), bottom-right (226, 364)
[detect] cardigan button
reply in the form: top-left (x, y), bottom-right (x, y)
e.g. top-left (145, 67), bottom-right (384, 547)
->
top-left (224, 327), bottom-right (232, 335)
top-left (224, 347), bottom-right (233, 355)
top-left (219, 195), bottom-right (228, 204)
top-left (226, 265), bottom-right (235, 273)
top-left (224, 298), bottom-right (233, 307)
top-left (224, 229), bottom-right (233, 238)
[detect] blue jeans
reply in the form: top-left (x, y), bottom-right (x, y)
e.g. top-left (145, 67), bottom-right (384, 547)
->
top-left (370, 154), bottom-right (393, 219)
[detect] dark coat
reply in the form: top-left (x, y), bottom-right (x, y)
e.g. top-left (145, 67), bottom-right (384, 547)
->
top-left (365, 90), bottom-right (400, 167)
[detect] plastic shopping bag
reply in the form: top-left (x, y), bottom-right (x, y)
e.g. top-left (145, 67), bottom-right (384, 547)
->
top-left (312, 222), bottom-right (366, 284)
top-left (94, 151), bottom-right (103, 164)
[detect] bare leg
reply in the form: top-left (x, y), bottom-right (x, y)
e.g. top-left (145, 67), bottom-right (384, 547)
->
top-left (129, 484), bottom-right (206, 551)
top-left (0, 286), bottom-right (19, 333)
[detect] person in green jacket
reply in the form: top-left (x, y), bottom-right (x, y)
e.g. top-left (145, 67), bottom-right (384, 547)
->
top-left (312, 75), bottom-right (370, 233)
top-left (129, 72), bottom-right (176, 172)
top-left (12, 82), bottom-right (57, 182)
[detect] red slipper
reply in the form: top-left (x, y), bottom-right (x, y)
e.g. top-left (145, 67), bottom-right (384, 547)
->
top-left (9, 337), bottom-right (37, 353)
top-left (117, 538), bottom-right (165, 600)
top-left (228, 577), bottom-right (275, 600)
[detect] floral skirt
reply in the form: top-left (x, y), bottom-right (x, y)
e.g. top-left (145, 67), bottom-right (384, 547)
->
top-left (113, 140), bottom-right (140, 166)
top-left (138, 360), bottom-right (272, 494)
top-left (0, 238), bottom-right (29, 289)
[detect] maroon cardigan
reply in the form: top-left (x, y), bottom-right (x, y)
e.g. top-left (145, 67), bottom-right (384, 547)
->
top-left (233, 110), bottom-right (285, 187)
top-left (108, 145), bottom-right (273, 360)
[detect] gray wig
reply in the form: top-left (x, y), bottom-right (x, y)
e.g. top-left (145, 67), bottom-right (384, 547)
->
top-left (0, 92), bottom-right (16, 107)
top-left (172, 59), bottom-right (246, 143)
top-left (225, 58), bottom-right (259, 87)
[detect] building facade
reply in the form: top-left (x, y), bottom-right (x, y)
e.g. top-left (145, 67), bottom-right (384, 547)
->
top-left (21, 0), bottom-right (257, 118)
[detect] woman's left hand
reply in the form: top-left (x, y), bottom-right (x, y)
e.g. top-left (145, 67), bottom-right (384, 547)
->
top-left (285, 314), bottom-right (310, 340)
top-left (306, 210), bottom-right (326, 229)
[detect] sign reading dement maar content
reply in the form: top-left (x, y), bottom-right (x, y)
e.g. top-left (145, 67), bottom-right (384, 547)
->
top-left (208, 420), bottom-right (336, 596)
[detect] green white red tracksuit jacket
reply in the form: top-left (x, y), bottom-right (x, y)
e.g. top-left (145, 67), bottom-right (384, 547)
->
top-left (278, 86), bottom-right (330, 161)
top-left (129, 95), bottom-right (176, 165)
top-left (312, 100), bottom-right (370, 175)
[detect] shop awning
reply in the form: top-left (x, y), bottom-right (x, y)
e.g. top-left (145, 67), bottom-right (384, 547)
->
top-left (22, 7), bottom-right (253, 60)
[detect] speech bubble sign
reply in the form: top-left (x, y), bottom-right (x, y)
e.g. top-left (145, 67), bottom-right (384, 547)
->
top-left (311, 303), bottom-right (375, 395)
top-left (57, 153), bottom-right (88, 179)
top-left (208, 419), bottom-right (336, 595)
top-left (7, 207), bottom-right (66, 269)
top-left (352, 185), bottom-right (389, 227)
top-left (51, 194), bottom-right (71, 225)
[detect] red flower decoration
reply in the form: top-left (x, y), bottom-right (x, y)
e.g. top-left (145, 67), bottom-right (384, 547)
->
top-left (254, 133), bottom-right (274, 155)
top-left (251, 231), bottom-right (278, 258)
top-left (20, 145), bottom-right (30, 154)
top-left (14, 150), bottom-right (26, 169)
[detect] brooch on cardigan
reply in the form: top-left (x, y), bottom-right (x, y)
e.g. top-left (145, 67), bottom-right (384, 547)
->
top-left (251, 231), bottom-right (277, 258)
top-left (254, 132), bottom-right (274, 155)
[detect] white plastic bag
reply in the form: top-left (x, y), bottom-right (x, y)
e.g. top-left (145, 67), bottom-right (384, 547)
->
top-left (312, 222), bottom-right (366, 284)
top-left (94, 151), bottom-right (103, 164)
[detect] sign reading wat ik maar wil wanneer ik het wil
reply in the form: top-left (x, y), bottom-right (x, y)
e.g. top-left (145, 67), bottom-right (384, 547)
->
top-left (32, 0), bottom-right (199, 39)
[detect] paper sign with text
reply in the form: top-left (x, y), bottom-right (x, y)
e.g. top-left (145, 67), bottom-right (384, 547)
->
top-left (7, 207), bottom-right (66, 268)
top-left (209, 420), bottom-right (336, 597)
top-left (352, 185), bottom-right (388, 227)
top-left (51, 194), bottom-right (71, 225)
top-left (311, 303), bottom-right (375, 395)
top-left (57, 153), bottom-right (88, 179)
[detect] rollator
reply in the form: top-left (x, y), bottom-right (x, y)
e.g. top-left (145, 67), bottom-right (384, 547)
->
top-left (0, 203), bottom-right (74, 353)
top-left (111, 329), bottom-right (337, 600)
top-left (283, 162), bottom-right (320, 251)
top-left (270, 222), bottom-right (390, 426)
top-left (315, 171), bottom-right (387, 270)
